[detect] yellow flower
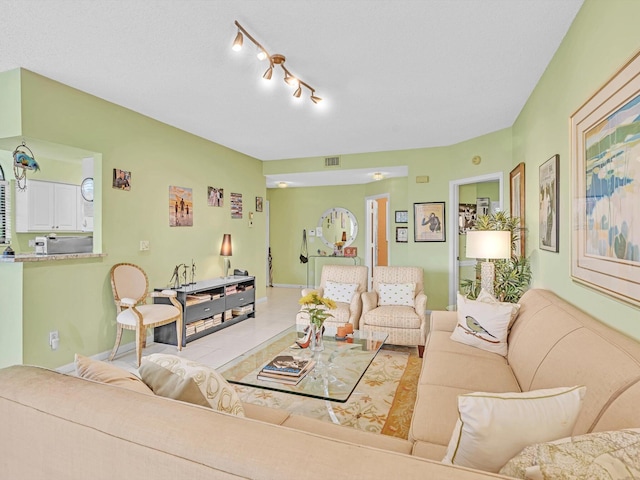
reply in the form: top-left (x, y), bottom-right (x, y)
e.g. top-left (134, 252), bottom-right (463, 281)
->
top-left (299, 292), bottom-right (336, 328)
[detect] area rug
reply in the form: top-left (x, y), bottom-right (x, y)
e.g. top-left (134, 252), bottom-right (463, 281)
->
top-left (232, 345), bottom-right (421, 439)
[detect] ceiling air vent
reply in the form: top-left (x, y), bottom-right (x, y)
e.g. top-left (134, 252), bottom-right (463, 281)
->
top-left (324, 156), bottom-right (340, 167)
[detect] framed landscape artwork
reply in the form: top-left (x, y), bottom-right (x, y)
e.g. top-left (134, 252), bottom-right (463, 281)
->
top-left (414, 202), bottom-right (445, 242)
top-left (571, 50), bottom-right (640, 307)
top-left (169, 186), bottom-right (193, 227)
top-left (539, 155), bottom-right (559, 253)
top-left (510, 162), bottom-right (526, 257)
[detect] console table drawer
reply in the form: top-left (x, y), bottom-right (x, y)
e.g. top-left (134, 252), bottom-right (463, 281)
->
top-left (185, 298), bottom-right (225, 323)
top-left (226, 290), bottom-right (255, 310)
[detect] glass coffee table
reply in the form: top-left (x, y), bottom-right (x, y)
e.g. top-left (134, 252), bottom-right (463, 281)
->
top-left (218, 325), bottom-right (388, 403)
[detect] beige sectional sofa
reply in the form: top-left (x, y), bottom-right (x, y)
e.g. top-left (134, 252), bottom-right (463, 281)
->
top-left (1, 288), bottom-right (639, 478)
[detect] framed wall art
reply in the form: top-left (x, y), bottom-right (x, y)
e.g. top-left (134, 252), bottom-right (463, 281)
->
top-left (571, 50), bottom-right (640, 306)
top-left (396, 226), bottom-right (408, 243)
top-left (230, 192), bottom-right (243, 219)
top-left (169, 186), bottom-right (193, 227)
top-left (458, 203), bottom-right (477, 234)
top-left (510, 162), bottom-right (526, 257)
top-left (256, 196), bottom-right (263, 212)
top-left (207, 186), bottom-right (223, 206)
top-left (414, 202), bottom-right (445, 242)
top-left (112, 168), bottom-right (131, 191)
top-left (395, 210), bottom-right (408, 223)
top-left (539, 155), bottom-right (559, 253)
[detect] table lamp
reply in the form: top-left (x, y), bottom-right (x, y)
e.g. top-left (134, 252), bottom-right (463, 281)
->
top-left (220, 234), bottom-right (232, 277)
top-left (465, 230), bottom-right (511, 297)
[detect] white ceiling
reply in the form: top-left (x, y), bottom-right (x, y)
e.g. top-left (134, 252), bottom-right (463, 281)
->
top-left (0, 0), bottom-right (583, 170)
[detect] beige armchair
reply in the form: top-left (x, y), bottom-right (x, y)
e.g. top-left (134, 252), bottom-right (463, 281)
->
top-left (108, 263), bottom-right (183, 367)
top-left (360, 266), bottom-right (427, 357)
top-left (296, 264), bottom-right (368, 329)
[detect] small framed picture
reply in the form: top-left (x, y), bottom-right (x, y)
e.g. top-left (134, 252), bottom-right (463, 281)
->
top-left (256, 196), bottom-right (263, 212)
top-left (539, 154), bottom-right (559, 252)
top-left (112, 168), bottom-right (131, 191)
top-left (396, 226), bottom-right (408, 243)
top-left (395, 210), bottom-right (408, 223)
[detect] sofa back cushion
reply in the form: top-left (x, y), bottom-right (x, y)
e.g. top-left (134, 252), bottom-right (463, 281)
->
top-left (507, 289), bottom-right (640, 436)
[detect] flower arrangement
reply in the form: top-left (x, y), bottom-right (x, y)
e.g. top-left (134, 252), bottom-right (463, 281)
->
top-left (298, 292), bottom-right (336, 328)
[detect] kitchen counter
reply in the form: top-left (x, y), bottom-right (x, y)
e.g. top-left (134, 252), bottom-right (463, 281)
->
top-left (0, 252), bottom-right (107, 263)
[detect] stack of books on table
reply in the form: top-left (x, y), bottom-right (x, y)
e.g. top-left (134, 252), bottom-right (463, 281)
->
top-left (257, 355), bottom-right (315, 385)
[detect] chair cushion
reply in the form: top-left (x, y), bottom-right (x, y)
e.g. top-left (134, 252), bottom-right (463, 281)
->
top-left (378, 282), bottom-right (416, 306)
top-left (116, 304), bottom-right (180, 327)
top-left (323, 280), bottom-right (358, 304)
top-left (74, 354), bottom-right (154, 395)
top-left (363, 305), bottom-right (422, 329)
top-left (442, 385), bottom-right (587, 473)
top-left (139, 354), bottom-right (245, 416)
top-left (449, 292), bottom-right (513, 356)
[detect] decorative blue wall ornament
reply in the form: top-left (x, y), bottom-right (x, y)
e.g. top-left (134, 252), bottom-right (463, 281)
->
top-left (12, 141), bottom-right (39, 190)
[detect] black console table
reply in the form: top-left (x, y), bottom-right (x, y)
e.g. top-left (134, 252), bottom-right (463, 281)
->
top-left (154, 275), bottom-right (255, 347)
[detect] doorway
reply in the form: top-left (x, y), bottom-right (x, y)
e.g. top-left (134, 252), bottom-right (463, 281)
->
top-left (365, 194), bottom-right (390, 290)
top-left (448, 172), bottom-right (504, 306)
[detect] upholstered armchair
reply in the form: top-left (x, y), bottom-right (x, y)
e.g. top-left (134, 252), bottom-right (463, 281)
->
top-left (360, 266), bottom-right (427, 356)
top-left (295, 264), bottom-right (368, 329)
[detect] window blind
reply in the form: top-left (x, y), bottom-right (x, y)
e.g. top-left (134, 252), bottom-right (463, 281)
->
top-left (0, 180), bottom-right (11, 245)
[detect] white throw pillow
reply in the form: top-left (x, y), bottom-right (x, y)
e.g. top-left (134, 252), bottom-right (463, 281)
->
top-left (476, 288), bottom-right (521, 327)
top-left (442, 385), bottom-right (587, 473)
top-left (450, 292), bottom-right (514, 356)
top-left (140, 354), bottom-right (245, 416)
top-left (323, 280), bottom-right (358, 304)
top-left (378, 282), bottom-right (416, 306)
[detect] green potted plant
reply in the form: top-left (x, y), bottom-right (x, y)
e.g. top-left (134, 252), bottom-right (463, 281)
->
top-left (460, 211), bottom-right (532, 303)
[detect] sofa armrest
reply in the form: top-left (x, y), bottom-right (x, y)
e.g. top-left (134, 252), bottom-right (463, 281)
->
top-left (301, 287), bottom-right (323, 297)
top-left (430, 310), bottom-right (458, 332)
top-left (361, 291), bottom-right (378, 318)
top-left (414, 291), bottom-right (428, 321)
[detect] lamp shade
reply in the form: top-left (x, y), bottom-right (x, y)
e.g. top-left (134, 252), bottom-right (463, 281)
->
top-left (220, 234), bottom-right (232, 257)
top-left (466, 230), bottom-right (511, 259)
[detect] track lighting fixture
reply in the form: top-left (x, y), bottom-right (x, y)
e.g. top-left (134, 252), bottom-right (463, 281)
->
top-left (232, 20), bottom-right (323, 105)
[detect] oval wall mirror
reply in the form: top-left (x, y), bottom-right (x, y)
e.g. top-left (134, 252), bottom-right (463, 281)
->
top-left (317, 207), bottom-right (358, 249)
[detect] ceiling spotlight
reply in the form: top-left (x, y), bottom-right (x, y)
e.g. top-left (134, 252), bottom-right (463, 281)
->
top-left (277, 181), bottom-right (288, 188)
top-left (232, 31), bottom-right (243, 51)
top-left (231, 20), bottom-right (323, 105)
top-left (373, 172), bottom-right (384, 181)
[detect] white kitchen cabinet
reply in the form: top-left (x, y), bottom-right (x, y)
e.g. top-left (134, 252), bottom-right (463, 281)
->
top-left (15, 180), bottom-right (79, 232)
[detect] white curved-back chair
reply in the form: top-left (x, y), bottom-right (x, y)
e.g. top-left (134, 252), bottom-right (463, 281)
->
top-left (108, 263), bottom-right (183, 366)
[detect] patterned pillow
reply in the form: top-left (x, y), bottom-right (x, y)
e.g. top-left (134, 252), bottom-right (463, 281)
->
top-left (443, 386), bottom-right (587, 473)
top-left (499, 429), bottom-right (640, 479)
top-left (378, 282), bottom-right (416, 306)
top-left (450, 292), bottom-right (514, 356)
top-left (139, 354), bottom-right (244, 416)
top-left (323, 280), bottom-right (358, 304)
top-left (74, 353), bottom-right (154, 395)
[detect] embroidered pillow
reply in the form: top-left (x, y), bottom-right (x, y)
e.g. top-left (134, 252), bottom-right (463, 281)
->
top-left (323, 280), bottom-right (358, 304)
top-left (378, 282), bottom-right (416, 306)
top-left (443, 386), bottom-right (587, 473)
top-left (499, 429), bottom-right (640, 479)
top-left (140, 354), bottom-right (244, 416)
top-left (450, 292), bottom-right (514, 356)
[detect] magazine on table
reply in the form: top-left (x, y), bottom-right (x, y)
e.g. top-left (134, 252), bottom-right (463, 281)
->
top-left (257, 365), bottom-right (313, 385)
top-left (260, 355), bottom-right (313, 377)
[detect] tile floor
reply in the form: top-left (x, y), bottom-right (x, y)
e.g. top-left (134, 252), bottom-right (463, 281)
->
top-left (111, 286), bottom-right (301, 372)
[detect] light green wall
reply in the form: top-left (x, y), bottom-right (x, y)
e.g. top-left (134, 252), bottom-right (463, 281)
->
top-left (0, 69), bottom-right (266, 369)
top-left (512, 0), bottom-right (640, 337)
top-left (266, 128), bottom-right (513, 309)
top-left (0, 68), bottom-right (21, 138)
top-left (0, 262), bottom-right (23, 366)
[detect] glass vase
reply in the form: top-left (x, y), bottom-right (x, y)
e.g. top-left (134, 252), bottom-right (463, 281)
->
top-left (310, 322), bottom-right (324, 352)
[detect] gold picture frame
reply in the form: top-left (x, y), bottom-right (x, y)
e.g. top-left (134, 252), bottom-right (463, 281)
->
top-left (509, 162), bottom-right (525, 257)
top-left (571, 50), bottom-right (640, 306)
top-left (414, 202), bottom-right (445, 242)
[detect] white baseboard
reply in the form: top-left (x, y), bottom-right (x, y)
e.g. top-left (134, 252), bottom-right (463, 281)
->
top-left (55, 334), bottom-right (151, 374)
top-left (272, 283), bottom-right (305, 289)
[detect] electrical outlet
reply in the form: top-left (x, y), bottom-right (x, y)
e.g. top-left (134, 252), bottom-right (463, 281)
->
top-left (49, 330), bottom-right (59, 350)
top-left (140, 240), bottom-right (150, 251)
top-left (29, 239), bottom-right (36, 247)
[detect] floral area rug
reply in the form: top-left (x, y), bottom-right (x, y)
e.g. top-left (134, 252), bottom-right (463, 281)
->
top-left (232, 344), bottom-right (421, 439)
